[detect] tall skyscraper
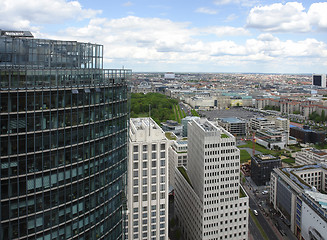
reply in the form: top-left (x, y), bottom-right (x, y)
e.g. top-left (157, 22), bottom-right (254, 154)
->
top-left (174, 118), bottom-right (249, 240)
top-left (312, 74), bottom-right (326, 87)
top-left (127, 118), bottom-right (169, 240)
top-left (0, 30), bottom-right (131, 239)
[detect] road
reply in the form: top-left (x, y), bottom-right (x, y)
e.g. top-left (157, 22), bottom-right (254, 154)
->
top-left (249, 213), bottom-right (265, 240)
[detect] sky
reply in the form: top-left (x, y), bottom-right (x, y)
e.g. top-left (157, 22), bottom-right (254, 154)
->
top-left (1, 0), bottom-right (327, 73)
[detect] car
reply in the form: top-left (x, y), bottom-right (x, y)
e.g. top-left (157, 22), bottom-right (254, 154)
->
top-left (253, 210), bottom-right (258, 216)
top-left (262, 190), bottom-right (268, 195)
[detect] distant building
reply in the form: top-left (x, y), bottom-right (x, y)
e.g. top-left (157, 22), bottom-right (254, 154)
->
top-left (181, 116), bottom-right (200, 137)
top-left (174, 118), bottom-right (249, 240)
top-left (250, 117), bottom-right (275, 131)
top-left (295, 148), bottom-right (327, 165)
top-left (312, 74), bottom-right (326, 88)
top-left (127, 118), bottom-right (169, 240)
top-left (290, 126), bottom-right (325, 144)
top-left (270, 165), bottom-right (327, 239)
top-left (164, 72), bottom-right (175, 80)
top-left (251, 154), bottom-right (281, 186)
top-left (161, 120), bottom-right (183, 137)
top-left (254, 128), bottom-right (288, 150)
top-left (217, 117), bottom-right (246, 137)
top-left (168, 139), bottom-right (188, 188)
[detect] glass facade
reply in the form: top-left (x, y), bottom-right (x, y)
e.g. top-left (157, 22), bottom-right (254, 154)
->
top-left (0, 32), bottom-right (131, 239)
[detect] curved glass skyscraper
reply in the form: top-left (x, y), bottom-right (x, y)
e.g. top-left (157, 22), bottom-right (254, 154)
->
top-left (0, 30), bottom-right (131, 240)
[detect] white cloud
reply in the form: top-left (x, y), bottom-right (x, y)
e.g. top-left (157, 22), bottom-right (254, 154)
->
top-left (0, 0), bottom-right (101, 30)
top-left (203, 26), bottom-right (250, 37)
top-left (247, 2), bottom-right (310, 32)
top-left (54, 16), bottom-right (327, 71)
top-left (225, 14), bottom-right (238, 22)
top-left (195, 7), bottom-right (217, 15)
top-left (308, 2), bottom-right (327, 30)
top-left (214, 0), bottom-right (257, 7)
top-left (123, 1), bottom-right (133, 7)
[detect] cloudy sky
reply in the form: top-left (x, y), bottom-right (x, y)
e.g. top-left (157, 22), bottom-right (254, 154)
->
top-left (1, 0), bottom-right (327, 73)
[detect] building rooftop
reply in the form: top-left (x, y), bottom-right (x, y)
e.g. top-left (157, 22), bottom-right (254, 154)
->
top-left (131, 117), bottom-right (159, 130)
top-left (220, 117), bottom-right (245, 124)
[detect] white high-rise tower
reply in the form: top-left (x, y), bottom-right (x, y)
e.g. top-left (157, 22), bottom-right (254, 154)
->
top-left (127, 118), bottom-right (169, 240)
top-left (175, 118), bottom-right (249, 240)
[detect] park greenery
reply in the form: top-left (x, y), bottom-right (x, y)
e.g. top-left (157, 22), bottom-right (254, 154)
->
top-left (191, 109), bottom-right (200, 117)
top-left (131, 93), bottom-right (178, 124)
top-left (309, 110), bottom-right (326, 123)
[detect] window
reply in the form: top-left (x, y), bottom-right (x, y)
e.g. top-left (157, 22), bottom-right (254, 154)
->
top-left (134, 145), bottom-right (138, 152)
top-left (152, 144), bottom-right (156, 151)
top-left (133, 154), bottom-right (138, 161)
top-left (143, 145), bottom-right (147, 151)
top-left (160, 144), bottom-right (165, 150)
top-left (160, 152), bottom-right (165, 159)
top-left (152, 152), bottom-right (156, 159)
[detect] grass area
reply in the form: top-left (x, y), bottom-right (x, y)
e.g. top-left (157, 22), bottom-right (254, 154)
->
top-left (173, 105), bottom-right (181, 123)
top-left (249, 209), bottom-right (269, 240)
top-left (165, 132), bottom-right (177, 140)
top-left (178, 167), bottom-right (192, 187)
top-left (239, 186), bottom-right (247, 198)
top-left (182, 109), bottom-right (186, 118)
top-left (191, 109), bottom-right (200, 117)
top-left (238, 141), bottom-right (279, 155)
top-left (282, 158), bottom-right (295, 164)
top-left (288, 145), bottom-right (302, 152)
top-left (221, 133), bottom-right (229, 138)
top-left (314, 142), bottom-right (327, 150)
top-left (240, 149), bottom-right (251, 163)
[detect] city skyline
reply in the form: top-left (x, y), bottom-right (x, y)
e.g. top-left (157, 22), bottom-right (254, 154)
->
top-left (1, 0), bottom-right (326, 74)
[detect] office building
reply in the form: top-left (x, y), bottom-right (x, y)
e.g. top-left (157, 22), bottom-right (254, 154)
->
top-left (0, 30), bottom-right (131, 239)
top-left (312, 74), bottom-right (326, 87)
top-left (217, 117), bottom-right (246, 137)
top-left (175, 118), bottom-right (248, 240)
top-left (270, 165), bottom-right (327, 239)
top-left (290, 126), bottom-right (325, 144)
top-left (250, 154), bottom-right (281, 186)
top-left (127, 118), bottom-right (169, 240)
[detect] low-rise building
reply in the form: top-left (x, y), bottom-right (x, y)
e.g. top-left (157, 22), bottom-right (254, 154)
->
top-left (254, 128), bottom-right (288, 150)
top-left (251, 154), bottom-right (281, 186)
top-left (295, 148), bottom-right (327, 165)
top-left (290, 126), bottom-right (325, 144)
top-left (217, 117), bottom-right (247, 137)
top-left (250, 117), bottom-right (275, 131)
top-left (161, 120), bottom-right (183, 137)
